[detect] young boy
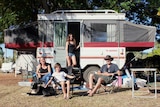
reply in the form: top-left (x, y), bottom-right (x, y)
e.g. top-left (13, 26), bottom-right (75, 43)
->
top-left (45, 63), bottom-right (75, 99)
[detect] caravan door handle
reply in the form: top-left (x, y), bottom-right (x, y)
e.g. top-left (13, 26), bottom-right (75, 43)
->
top-left (54, 50), bottom-right (56, 54)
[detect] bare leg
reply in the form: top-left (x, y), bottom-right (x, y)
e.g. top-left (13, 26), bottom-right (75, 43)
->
top-left (66, 80), bottom-right (70, 99)
top-left (66, 56), bottom-right (71, 66)
top-left (60, 81), bottom-right (67, 99)
top-left (89, 78), bottom-right (103, 96)
top-left (88, 74), bottom-right (94, 93)
top-left (71, 55), bottom-right (77, 66)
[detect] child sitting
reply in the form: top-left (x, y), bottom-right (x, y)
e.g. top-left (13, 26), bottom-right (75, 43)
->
top-left (44, 63), bottom-right (75, 99)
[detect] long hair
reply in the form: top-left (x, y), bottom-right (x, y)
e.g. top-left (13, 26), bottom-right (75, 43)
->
top-left (66, 33), bottom-right (76, 44)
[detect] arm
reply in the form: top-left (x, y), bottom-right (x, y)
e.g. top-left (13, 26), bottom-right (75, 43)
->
top-left (116, 70), bottom-right (122, 76)
top-left (66, 74), bottom-right (75, 79)
top-left (44, 76), bottom-right (53, 88)
top-left (114, 64), bottom-right (122, 76)
top-left (66, 41), bottom-right (69, 56)
top-left (96, 66), bottom-right (115, 76)
top-left (97, 71), bottom-right (115, 76)
top-left (36, 65), bottom-right (41, 78)
top-left (47, 64), bottom-right (51, 73)
top-left (99, 70), bottom-right (122, 76)
top-left (76, 42), bottom-right (80, 49)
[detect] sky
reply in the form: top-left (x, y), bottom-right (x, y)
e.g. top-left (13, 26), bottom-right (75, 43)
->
top-left (0, 43), bottom-right (13, 58)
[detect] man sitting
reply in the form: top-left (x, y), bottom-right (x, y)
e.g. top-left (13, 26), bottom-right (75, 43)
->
top-left (87, 55), bottom-right (122, 97)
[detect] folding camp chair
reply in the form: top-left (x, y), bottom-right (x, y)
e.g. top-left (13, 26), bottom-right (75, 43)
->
top-left (66, 66), bottom-right (83, 94)
top-left (45, 73), bottom-right (77, 97)
top-left (97, 75), bottom-right (122, 94)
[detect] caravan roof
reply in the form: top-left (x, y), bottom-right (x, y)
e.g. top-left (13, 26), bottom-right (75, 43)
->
top-left (4, 10), bottom-right (156, 51)
top-left (38, 9), bottom-right (126, 20)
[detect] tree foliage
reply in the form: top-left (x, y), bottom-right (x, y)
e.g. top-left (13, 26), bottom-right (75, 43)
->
top-left (0, 0), bottom-right (160, 44)
top-left (0, 0), bottom-right (90, 43)
top-left (0, 0), bottom-right (90, 37)
top-left (146, 42), bottom-right (160, 57)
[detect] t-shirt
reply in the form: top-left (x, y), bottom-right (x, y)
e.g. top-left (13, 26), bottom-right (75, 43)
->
top-left (52, 71), bottom-right (67, 82)
top-left (100, 63), bottom-right (119, 73)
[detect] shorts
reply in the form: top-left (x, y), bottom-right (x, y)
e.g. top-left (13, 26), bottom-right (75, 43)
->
top-left (94, 74), bottom-right (112, 84)
top-left (68, 53), bottom-right (75, 57)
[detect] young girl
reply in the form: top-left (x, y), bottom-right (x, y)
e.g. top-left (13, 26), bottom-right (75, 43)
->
top-left (45, 63), bottom-right (75, 99)
top-left (66, 33), bottom-right (80, 67)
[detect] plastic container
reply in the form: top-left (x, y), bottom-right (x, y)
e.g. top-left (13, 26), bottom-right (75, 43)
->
top-left (118, 76), bottom-right (122, 87)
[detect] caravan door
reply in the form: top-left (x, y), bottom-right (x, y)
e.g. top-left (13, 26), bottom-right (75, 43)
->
top-left (54, 22), bottom-right (67, 68)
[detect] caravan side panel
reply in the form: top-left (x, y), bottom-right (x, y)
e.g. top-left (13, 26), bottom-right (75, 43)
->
top-left (80, 47), bottom-right (126, 69)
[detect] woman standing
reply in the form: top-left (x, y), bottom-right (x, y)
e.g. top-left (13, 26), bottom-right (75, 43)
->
top-left (66, 33), bottom-right (79, 67)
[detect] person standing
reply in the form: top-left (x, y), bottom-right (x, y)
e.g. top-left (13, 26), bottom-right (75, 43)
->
top-left (65, 33), bottom-right (80, 67)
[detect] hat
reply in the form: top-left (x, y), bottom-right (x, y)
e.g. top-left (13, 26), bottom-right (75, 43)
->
top-left (104, 55), bottom-right (113, 61)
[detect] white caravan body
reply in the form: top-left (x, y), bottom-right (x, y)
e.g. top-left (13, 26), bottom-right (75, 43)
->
top-left (37, 10), bottom-right (155, 78)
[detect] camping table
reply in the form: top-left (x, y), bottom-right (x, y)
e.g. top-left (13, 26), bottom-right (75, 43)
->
top-left (130, 68), bottom-right (157, 98)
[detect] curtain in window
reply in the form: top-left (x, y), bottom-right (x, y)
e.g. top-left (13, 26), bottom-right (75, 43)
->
top-left (107, 24), bottom-right (116, 42)
top-left (54, 23), bottom-right (66, 47)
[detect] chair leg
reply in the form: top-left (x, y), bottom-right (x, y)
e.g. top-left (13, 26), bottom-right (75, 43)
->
top-left (71, 84), bottom-right (74, 95)
top-left (100, 83), bottom-right (116, 94)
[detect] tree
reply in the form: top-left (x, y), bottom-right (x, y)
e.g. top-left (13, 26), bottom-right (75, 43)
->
top-left (88, 0), bottom-right (134, 12)
top-left (0, 0), bottom-right (90, 43)
top-left (88, 0), bottom-right (160, 26)
top-left (0, 0), bottom-right (160, 43)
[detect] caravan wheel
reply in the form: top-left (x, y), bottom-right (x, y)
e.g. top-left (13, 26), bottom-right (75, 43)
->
top-left (83, 66), bottom-right (99, 82)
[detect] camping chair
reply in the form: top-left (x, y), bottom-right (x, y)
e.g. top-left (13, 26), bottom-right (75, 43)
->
top-left (45, 75), bottom-right (76, 97)
top-left (97, 75), bottom-right (122, 94)
top-left (98, 53), bottom-right (141, 94)
top-left (66, 66), bottom-right (83, 93)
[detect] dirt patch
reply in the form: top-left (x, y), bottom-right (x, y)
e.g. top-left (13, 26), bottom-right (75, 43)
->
top-left (0, 72), bottom-right (22, 85)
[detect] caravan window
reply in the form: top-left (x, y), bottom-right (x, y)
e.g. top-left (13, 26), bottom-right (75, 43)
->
top-left (83, 21), bottom-right (117, 42)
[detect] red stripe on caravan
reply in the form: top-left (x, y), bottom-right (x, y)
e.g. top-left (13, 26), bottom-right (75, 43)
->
top-left (5, 42), bottom-right (54, 49)
top-left (80, 56), bottom-right (125, 59)
top-left (84, 42), bottom-right (118, 47)
top-left (84, 42), bottom-right (154, 47)
top-left (120, 42), bottom-right (154, 47)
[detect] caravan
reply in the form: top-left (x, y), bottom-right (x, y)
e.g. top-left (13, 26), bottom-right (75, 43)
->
top-left (37, 10), bottom-right (156, 82)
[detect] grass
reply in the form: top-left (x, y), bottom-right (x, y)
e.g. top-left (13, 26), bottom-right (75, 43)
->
top-left (0, 72), bottom-right (160, 107)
